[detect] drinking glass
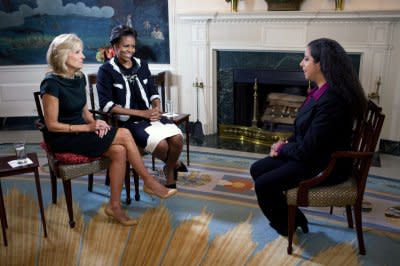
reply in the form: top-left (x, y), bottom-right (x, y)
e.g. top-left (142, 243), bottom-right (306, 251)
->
top-left (14, 142), bottom-right (27, 164)
top-left (165, 100), bottom-right (174, 116)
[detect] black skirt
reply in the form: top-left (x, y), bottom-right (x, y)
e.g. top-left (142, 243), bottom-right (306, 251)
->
top-left (44, 127), bottom-right (117, 157)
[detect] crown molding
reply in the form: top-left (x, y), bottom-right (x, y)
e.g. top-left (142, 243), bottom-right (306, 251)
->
top-left (177, 10), bottom-right (400, 23)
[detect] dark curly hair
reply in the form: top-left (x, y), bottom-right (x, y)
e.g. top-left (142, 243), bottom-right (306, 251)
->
top-left (109, 25), bottom-right (138, 45)
top-left (307, 38), bottom-right (367, 120)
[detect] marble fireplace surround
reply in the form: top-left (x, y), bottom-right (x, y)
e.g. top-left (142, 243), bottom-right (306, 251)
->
top-left (176, 11), bottom-right (400, 144)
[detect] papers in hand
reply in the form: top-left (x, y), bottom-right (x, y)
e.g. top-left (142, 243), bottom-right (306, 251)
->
top-left (8, 158), bottom-right (34, 168)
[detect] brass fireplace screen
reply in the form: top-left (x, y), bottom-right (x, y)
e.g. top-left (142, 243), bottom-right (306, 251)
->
top-left (219, 80), bottom-right (306, 146)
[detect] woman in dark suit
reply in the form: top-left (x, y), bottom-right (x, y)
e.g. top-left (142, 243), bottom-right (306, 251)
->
top-left (250, 38), bottom-right (368, 236)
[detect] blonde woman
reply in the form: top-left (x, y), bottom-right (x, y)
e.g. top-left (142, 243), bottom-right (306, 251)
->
top-left (40, 33), bottom-right (177, 226)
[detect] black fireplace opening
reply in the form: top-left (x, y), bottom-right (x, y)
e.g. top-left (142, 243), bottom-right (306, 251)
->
top-left (233, 69), bottom-right (308, 127)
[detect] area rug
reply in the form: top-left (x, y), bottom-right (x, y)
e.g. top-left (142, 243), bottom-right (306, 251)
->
top-left (0, 146), bottom-right (399, 265)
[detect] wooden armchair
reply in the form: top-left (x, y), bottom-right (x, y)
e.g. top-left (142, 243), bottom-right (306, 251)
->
top-left (33, 91), bottom-right (130, 228)
top-left (87, 74), bottom-right (140, 201)
top-left (285, 100), bottom-right (385, 255)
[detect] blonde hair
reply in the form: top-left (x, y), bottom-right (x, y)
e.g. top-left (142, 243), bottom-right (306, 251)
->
top-left (46, 33), bottom-right (83, 77)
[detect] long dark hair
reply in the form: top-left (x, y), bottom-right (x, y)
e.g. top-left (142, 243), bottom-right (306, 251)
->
top-left (308, 38), bottom-right (367, 120)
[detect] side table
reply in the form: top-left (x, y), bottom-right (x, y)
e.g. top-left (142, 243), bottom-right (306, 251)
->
top-left (0, 152), bottom-right (47, 246)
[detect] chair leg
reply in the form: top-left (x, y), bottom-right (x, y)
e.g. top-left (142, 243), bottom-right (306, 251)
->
top-left (105, 169), bottom-right (110, 186)
top-left (0, 182), bottom-right (8, 246)
top-left (125, 163), bottom-right (131, 205)
top-left (287, 206), bottom-right (296, 255)
top-left (62, 179), bottom-right (75, 228)
top-left (49, 167), bottom-right (57, 204)
top-left (354, 202), bottom-right (366, 255)
top-left (132, 169), bottom-right (140, 201)
top-left (152, 155), bottom-right (156, 171)
top-left (346, 205), bottom-right (354, 228)
top-left (88, 174), bottom-right (93, 192)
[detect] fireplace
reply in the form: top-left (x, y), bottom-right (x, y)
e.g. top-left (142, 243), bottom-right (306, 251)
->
top-left (217, 50), bottom-right (306, 127)
top-left (233, 69), bottom-right (308, 127)
top-left (217, 50), bottom-right (361, 144)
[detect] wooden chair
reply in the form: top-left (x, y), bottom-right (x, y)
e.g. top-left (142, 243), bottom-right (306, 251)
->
top-left (285, 100), bottom-right (385, 255)
top-left (151, 71), bottom-right (191, 170)
top-left (33, 91), bottom-right (130, 228)
top-left (87, 74), bottom-right (140, 201)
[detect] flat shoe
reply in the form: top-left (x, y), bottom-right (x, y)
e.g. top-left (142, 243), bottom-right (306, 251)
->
top-left (143, 185), bottom-right (177, 199)
top-left (104, 207), bottom-right (138, 226)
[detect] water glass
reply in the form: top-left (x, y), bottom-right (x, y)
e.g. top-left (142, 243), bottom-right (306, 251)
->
top-left (165, 100), bottom-right (174, 115)
top-left (14, 142), bottom-right (27, 164)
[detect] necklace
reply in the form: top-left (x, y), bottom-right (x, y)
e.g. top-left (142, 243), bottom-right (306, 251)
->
top-left (124, 73), bottom-right (137, 84)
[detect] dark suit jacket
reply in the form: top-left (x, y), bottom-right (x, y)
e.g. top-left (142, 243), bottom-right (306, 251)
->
top-left (279, 88), bottom-right (353, 184)
top-left (97, 57), bottom-right (159, 122)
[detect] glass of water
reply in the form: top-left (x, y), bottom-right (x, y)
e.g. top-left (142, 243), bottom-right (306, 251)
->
top-left (14, 142), bottom-right (27, 164)
top-left (165, 100), bottom-right (174, 116)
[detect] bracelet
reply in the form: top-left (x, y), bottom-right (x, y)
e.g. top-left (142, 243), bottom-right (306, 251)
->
top-left (69, 124), bottom-right (72, 132)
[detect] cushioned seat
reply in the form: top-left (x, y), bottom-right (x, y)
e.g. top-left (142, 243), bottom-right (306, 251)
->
top-left (286, 177), bottom-right (357, 206)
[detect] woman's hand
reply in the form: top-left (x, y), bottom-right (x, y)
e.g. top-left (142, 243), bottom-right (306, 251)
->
top-left (93, 120), bottom-right (111, 138)
top-left (143, 108), bottom-right (162, 121)
top-left (269, 139), bottom-right (288, 157)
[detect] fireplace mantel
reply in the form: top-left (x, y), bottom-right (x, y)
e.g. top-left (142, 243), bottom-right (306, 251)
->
top-left (175, 10), bottom-right (400, 142)
top-left (177, 10), bottom-right (400, 23)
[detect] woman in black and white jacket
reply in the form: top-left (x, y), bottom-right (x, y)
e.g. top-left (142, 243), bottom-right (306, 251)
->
top-left (97, 25), bottom-right (185, 189)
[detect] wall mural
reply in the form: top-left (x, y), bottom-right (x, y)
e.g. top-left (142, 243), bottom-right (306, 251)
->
top-left (0, 0), bottom-right (170, 65)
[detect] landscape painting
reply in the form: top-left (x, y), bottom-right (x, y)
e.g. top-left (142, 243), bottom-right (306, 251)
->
top-left (0, 0), bottom-right (170, 65)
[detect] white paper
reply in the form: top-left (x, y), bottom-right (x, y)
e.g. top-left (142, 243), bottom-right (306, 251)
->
top-left (7, 158), bottom-right (34, 168)
top-left (162, 113), bottom-right (178, 117)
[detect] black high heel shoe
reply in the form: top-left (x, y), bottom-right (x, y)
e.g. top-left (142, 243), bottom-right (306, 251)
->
top-left (164, 165), bottom-right (179, 182)
top-left (165, 183), bottom-right (177, 189)
top-left (176, 161), bottom-right (188, 172)
top-left (269, 220), bottom-right (309, 237)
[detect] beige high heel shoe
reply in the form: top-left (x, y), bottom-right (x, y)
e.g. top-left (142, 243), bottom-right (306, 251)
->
top-left (104, 206), bottom-right (138, 226)
top-left (143, 186), bottom-right (177, 199)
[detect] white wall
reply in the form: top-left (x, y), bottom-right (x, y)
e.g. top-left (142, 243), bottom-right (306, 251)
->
top-left (1, 0), bottom-right (400, 142)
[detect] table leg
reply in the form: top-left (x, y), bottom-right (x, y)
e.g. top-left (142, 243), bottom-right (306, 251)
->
top-left (0, 182), bottom-right (8, 246)
top-left (34, 169), bottom-right (47, 237)
top-left (185, 119), bottom-right (190, 166)
top-left (0, 181), bottom-right (7, 228)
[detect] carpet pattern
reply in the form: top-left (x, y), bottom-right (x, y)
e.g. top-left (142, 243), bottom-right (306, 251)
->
top-left (0, 186), bottom-right (371, 266)
top-left (0, 146), bottom-right (399, 265)
top-left (1, 177), bottom-right (400, 265)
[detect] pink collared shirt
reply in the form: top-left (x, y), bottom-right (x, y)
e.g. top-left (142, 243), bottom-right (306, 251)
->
top-left (275, 83), bottom-right (330, 156)
top-left (303, 82), bottom-right (330, 106)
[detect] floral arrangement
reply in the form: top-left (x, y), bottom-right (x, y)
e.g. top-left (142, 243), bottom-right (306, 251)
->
top-left (95, 45), bottom-right (115, 63)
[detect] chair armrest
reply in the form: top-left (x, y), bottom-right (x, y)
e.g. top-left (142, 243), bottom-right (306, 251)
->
top-left (34, 119), bottom-right (46, 131)
top-left (89, 109), bottom-right (116, 125)
top-left (296, 150), bottom-right (374, 205)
